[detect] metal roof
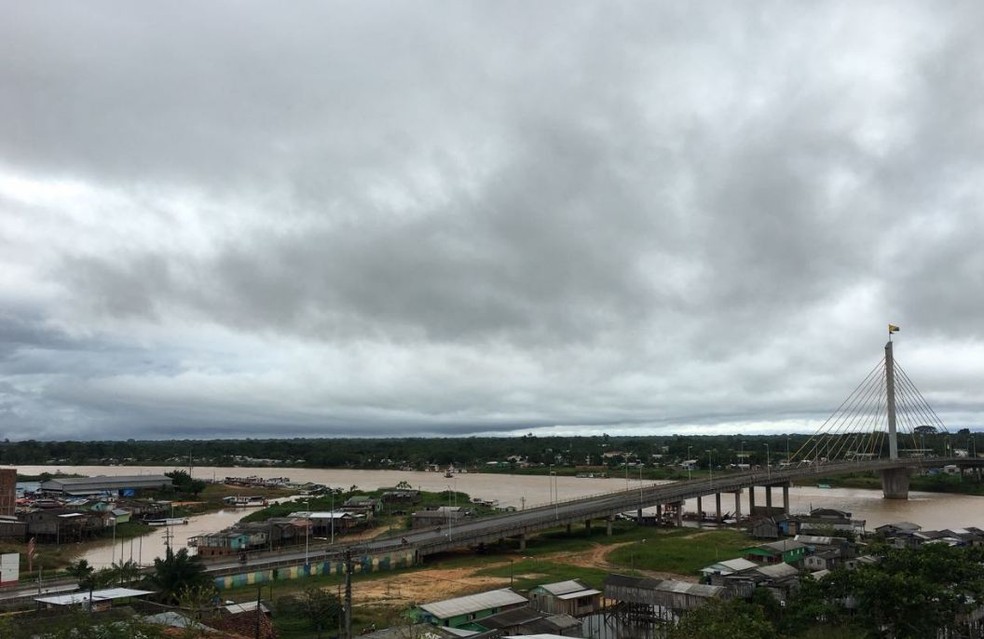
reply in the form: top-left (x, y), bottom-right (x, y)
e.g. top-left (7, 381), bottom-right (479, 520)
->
top-left (143, 611), bottom-right (210, 630)
top-left (652, 580), bottom-right (723, 597)
top-left (794, 535), bottom-right (842, 546)
top-left (288, 511), bottom-right (352, 519)
top-left (420, 588), bottom-right (527, 619)
top-left (36, 588), bottom-right (154, 606)
top-left (700, 558), bottom-right (758, 575)
top-left (42, 476), bottom-right (172, 491)
top-left (755, 563), bottom-right (800, 579)
top-left (536, 580), bottom-right (588, 596)
top-left (604, 575), bottom-right (724, 599)
top-left (556, 589), bottom-right (601, 600)
top-left (225, 601), bottom-right (271, 614)
top-left (760, 539), bottom-right (808, 552)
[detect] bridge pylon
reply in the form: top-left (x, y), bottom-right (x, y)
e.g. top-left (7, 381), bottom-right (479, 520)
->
top-left (886, 340), bottom-right (899, 460)
top-left (881, 339), bottom-right (910, 498)
top-left (794, 330), bottom-right (946, 500)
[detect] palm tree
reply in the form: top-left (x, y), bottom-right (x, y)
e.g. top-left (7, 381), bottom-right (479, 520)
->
top-left (65, 559), bottom-right (96, 590)
top-left (109, 559), bottom-right (142, 586)
top-left (148, 547), bottom-right (210, 604)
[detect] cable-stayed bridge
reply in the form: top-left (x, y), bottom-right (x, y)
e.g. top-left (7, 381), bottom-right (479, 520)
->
top-left (196, 337), bottom-right (973, 575)
top-left (791, 338), bottom-right (948, 471)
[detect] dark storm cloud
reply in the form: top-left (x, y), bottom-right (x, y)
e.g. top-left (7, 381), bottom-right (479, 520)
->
top-left (2, 1), bottom-right (984, 440)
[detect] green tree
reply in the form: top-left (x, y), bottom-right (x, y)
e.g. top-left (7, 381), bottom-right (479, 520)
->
top-left (65, 559), bottom-right (96, 590)
top-left (165, 469), bottom-right (207, 496)
top-left (791, 544), bottom-right (984, 638)
top-left (148, 546), bottom-right (211, 605)
top-left (178, 582), bottom-right (220, 622)
top-left (670, 598), bottom-right (777, 639)
top-left (108, 558), bottom-right (142, 586)
top-left (300, 586), bottom-right (343, 637)
top-left (781, 574), bottom-right (846, 636)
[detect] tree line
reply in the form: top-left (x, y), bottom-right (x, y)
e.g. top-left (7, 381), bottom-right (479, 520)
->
top-left (671, 541), bottom-right (984, 638)
top-left (2, 430), bottom-right (976, 472)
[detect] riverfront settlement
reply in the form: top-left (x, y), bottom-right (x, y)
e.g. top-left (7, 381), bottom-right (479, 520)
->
top-left (3, 462), bottom-right (984, 638)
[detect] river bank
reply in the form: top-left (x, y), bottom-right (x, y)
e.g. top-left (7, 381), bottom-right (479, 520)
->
top-left (10, 463), bottom-right (984, 570)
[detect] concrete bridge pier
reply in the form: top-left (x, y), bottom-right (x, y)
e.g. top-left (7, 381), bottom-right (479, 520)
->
top-left (656, 503), bottom-right (663, 523)
top-left (696, 496), bottom-right (703, 527)
top-left (765, 486), bottom-right (772, 512)
top-left (606, 517), bottom-right (614, 536)
top-left (881, 467), bottom-right (911, 499)
top-left (734, 490), bottom-right (742, 519)
top-left (782, 483), bottom-right (790, 515)
top-left (675, 501), bottom-right (683, 527)
top-left (749, 486), bottom-right (756, 514)
top-left (584, 519), bottom-right (592, 535)
top-left (519, 533), bottom-right (526, 551)
top-left (566, 523), bottom-right (572, 534)
top-left (715, 493), bottom-right (722, 523)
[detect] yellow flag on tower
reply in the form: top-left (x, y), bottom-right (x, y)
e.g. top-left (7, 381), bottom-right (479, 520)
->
top-left (888, 324), bottom-right (900, 333)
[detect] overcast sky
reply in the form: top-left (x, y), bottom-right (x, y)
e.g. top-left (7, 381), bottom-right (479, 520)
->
top-left (1, 2), bottom-right (983, 441)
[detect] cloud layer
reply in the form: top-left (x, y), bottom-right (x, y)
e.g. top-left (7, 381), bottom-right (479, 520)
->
top-left (2, 2), bottom-right (983, 440)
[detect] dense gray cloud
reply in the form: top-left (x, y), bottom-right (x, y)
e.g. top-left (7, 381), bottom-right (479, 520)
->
top-left (1, 1), bottom-right (983, 441)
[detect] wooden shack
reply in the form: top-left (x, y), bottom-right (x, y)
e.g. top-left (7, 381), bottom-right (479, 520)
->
top-left (603, 574), bottom-right (731, 622)
top-left (529, 579), bottom-right (602, 617)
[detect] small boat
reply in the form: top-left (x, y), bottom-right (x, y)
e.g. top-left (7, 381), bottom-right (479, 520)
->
top-left (817, 483), bottom-right (832, 489)
top-left (223, 495), bottom-right (268, 507)
top-left (147, 518), bottom-right (189, 526)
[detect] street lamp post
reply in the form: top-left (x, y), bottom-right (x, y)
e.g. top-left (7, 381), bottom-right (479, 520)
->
top-left (551, 470), bottom-right (558, 520)
top-left (447, 485), bottom-right (454, 539)
top-left (765, 444), bottom-right (771, 480)
top-left (330, 490), bottom-right (335, 545)
top-left (706, 450), bottom-right (713, 488)
top-left (304, 499), bottom-right (310, 565)
top-left (548, 465), bottom-right (554, 506)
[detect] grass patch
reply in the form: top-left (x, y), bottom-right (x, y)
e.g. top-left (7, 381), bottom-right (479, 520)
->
top-left (607, 528), bottom-right (750, 575)
top-left (475, 557), bottom-right (610, 591)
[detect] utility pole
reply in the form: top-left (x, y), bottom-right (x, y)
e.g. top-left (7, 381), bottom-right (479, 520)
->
top-left (344, 549), bottom-right (353, 639)
top-left (254, 586), bottom-right (262, 639)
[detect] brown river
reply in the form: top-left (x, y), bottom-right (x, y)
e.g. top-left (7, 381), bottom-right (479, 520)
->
top-left (13, 465), bottom-right (982, 569)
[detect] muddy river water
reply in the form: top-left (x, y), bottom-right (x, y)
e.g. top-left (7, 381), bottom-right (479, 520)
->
top-left (12, 465), bottom-right (982, 569)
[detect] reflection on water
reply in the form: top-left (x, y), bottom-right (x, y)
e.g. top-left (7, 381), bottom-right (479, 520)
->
top-left (10, 464), bottom-right (984, 568)
top-left (81, 509), bottom-right (247, 569)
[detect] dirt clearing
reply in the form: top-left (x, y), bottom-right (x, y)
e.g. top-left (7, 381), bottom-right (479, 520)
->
top-left (353, 542), bottom-right (695, 608)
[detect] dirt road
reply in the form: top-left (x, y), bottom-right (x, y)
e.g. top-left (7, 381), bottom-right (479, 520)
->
top-left (353, 541), bottom-right (696, 609)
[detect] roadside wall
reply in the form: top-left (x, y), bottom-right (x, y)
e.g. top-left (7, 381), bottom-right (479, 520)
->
top-left (212, 549), bottom-right (416, 590)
